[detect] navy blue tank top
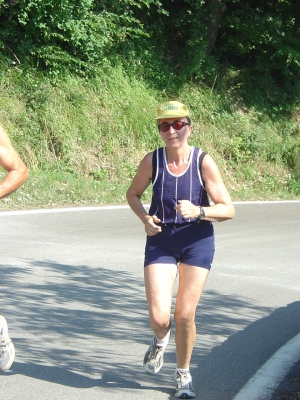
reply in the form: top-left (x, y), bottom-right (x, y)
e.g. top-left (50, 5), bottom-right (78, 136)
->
top-left (149, 147), bottom-right (210, 224)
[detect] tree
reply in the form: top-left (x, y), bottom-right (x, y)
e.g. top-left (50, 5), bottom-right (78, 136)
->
top-left (206, 0), bottom-right (227, 56)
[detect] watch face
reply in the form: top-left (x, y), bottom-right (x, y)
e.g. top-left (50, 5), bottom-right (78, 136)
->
top-left (200, 207), bottom-right (205, 220)
top-left (197, 207), bottom-right (205, 220)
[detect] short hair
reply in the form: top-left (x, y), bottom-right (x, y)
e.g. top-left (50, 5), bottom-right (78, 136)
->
top-left (185, 116), bottom-right (192, 125)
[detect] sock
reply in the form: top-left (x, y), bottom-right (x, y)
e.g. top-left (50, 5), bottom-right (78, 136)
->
top-left (176, 367), bottom-right (190, 375)
top-left (155, 330), bottom-right (170, 347)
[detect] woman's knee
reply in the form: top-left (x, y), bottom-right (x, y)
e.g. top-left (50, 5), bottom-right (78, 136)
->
top-left (174, 309), bottom-right (195, 329)
top-left (149, 312), bottom-right (171, 331)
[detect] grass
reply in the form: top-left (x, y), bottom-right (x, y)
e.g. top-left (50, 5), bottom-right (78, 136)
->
top-left (0, 64), bottom-right (299, 211)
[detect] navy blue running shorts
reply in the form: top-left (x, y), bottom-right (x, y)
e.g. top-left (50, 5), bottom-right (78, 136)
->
top-left (144, 222), bottom-right (215, 270)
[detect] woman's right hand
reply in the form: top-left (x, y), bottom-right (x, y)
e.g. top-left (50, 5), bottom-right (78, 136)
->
top-left (144, 215), bottom-right (162, 236)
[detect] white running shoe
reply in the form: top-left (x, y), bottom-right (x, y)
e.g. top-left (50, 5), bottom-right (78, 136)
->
top-left (143, 331), bottom-right (171, 374)
top-left (0, 315), bottom-right (15, 371)
top-left (174, 370), bottom-right (196, 399)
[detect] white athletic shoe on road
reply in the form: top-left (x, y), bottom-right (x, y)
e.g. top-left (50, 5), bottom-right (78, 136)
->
top-left (143, 331), bottom-right (171, 374)
top-left (0, 315), bottom-right (15, 371)
top-left (174, 370), bottom-right (196, 399)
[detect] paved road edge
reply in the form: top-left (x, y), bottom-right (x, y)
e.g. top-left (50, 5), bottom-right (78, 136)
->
top-left (233, 333), bottom-right (300, 400)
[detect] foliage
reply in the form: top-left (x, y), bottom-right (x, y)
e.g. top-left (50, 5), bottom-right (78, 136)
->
top-left (0, 63), bottom-right (299, 211)
top-left (0, 0), bottom-right (165, 76)
top-left (0, 0), bottom-right (299, 100)
top-left (0, 0), bottom-right (299, 210)
top-left (217, 1), bottom-right (300, 89)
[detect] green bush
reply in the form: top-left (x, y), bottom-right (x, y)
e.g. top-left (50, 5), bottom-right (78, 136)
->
top-left (0, 1), bottom-right (299, 209)
top-left (0, 0), bottom-right (164, 76)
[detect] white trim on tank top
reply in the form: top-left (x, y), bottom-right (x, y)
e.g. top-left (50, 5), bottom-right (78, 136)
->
top-left (163, 146), bottom-right (195, 177)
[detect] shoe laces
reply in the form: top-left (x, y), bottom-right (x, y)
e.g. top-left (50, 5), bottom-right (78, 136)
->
top-left (0, 328), bottom-right (10, 355)
top-left (175, 371), bottom-right (192, 388)
top-left (148, 340), bottom-right (164, 363)
top-left (0, 336), bottom-right (6, 357)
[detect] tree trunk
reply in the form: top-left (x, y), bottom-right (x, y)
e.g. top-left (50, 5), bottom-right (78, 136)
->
top-left (206, 0), bottom-right (227, 56)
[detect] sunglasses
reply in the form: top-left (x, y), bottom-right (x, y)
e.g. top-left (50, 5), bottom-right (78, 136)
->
top-left (158, 120), bottom-right (190, 133)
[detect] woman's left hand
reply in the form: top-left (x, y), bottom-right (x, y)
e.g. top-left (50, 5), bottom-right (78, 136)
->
top-left (175, 200), bottom-right (198, 220)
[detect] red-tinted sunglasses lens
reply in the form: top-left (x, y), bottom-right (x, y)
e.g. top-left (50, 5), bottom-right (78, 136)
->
top-left (158, 121), bottom-right (188, 132)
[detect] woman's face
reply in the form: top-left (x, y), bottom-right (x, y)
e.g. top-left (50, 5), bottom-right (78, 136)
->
top-left (158, 117), bottom-right (192, 148)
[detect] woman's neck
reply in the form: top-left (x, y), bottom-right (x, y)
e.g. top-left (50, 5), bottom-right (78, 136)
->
top-left (165, 145), bottom-right (192, 167)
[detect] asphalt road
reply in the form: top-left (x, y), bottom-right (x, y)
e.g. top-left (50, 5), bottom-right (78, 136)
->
top-left (0, 202), bottom-right (299, 400)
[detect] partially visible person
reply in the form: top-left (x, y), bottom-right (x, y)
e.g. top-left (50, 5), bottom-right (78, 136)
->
top-left (126, 101), bottom-right (235, 398)
top-left (0, 315), bottom-right (15, 371)
top-left (0, 124), bottom-right (29, 371)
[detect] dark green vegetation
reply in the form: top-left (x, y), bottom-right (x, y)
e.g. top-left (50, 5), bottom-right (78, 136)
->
top-left (0, 0), bottom-right (299, 209)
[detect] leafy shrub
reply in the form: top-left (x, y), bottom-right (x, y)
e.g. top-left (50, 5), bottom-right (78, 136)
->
top-left (0, 0), bottom-right (164, 75)
top-left (217, 2), bottom-right (300, 90)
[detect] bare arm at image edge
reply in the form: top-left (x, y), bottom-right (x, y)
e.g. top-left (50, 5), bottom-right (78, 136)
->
top-left (126, 152), bottom-right (153, 223)
top-left (0, 125), bottom-right (29, 199)
top-left (200, 154), bottom-right (235, 222)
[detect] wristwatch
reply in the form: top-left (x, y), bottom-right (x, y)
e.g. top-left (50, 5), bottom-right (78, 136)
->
top-left (197, 206), bottom-right (206, 220)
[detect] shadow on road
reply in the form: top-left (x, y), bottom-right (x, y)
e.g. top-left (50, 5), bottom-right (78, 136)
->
top-left (193, 298), bottom-right (300, 399)
top-left (9, 362), bottom-right (170, 394)
top-left (2, 259), bottom-right (300, 399)
top-left (1, 259), bottom-right (173, 396)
